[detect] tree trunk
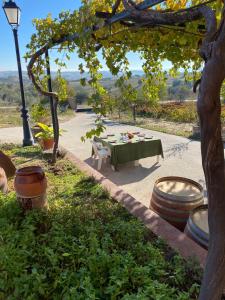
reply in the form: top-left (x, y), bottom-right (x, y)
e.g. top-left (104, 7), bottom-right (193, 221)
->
top-left (132, 105), bottom-right (136, 123)
top-left (52, 99), bottom-right (59, 164)
top-left (198, 36), bottom-right (225, 300)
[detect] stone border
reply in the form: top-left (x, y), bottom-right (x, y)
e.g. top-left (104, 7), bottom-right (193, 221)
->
top-left (63, 148), bottom-right (207, 267)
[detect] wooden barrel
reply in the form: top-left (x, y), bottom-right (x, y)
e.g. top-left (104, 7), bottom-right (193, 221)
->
top-left (150, 176), bottom-right (204, 231)
top-left (14, 166), bottom-right (47, 210)
top-left (185, 205), bottom-right (208, 249)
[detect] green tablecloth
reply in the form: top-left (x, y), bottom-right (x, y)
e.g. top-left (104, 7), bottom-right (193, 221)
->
top-left (93, 135), bottom-right (163, 167)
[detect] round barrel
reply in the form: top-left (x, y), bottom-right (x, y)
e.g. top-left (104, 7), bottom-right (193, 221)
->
top-left (185, 205), bottom-right (208, 249)
top-left (14, 166), bottom-right (47, 210)
top-left (150, 176), bottom-right (204, 231)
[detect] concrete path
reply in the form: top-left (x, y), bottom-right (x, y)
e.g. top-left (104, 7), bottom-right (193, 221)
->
top-left (1, 113), bottom-right (222, 207)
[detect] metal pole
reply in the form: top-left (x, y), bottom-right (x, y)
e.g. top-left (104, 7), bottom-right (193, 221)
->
top-left (45, 49), bottom-right (55, 125)
top-left (13, 28), bottom-right (33, 146)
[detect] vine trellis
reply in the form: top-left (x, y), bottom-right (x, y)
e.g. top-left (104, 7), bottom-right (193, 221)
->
top-left (26, 1), bottom-right (225, 299)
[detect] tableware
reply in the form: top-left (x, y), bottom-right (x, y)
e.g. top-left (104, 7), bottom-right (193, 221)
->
top-left (101, 136), bottom-right (107, 139)
top-left (145, 136), bottom-right (153, 139)
top-left (110, 140), bottom-right (117, 143)
top-left (132, 131), bottom-right (140, 135)
top-left (138, 133), bottom-right (145, 137)
top-left (107, 134), bottom-right (115, 137)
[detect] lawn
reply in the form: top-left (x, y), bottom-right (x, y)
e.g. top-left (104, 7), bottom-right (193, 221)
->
top-left (0, 107), bottom-right (21, 128)
top-left (0, 107), bottom-right (75, 128)
top-left (0, 144), bottom-right (202, 299)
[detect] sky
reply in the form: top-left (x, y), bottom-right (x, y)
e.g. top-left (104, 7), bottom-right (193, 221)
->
top-left (0, 0), bottom-right (171, 72)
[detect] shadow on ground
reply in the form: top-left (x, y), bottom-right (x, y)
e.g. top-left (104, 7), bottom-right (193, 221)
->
top-left (85, 157), bottom-right (160, 185)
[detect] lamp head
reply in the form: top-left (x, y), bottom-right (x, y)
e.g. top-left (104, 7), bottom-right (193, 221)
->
top-left (3, 0), bottom-right (21, 28)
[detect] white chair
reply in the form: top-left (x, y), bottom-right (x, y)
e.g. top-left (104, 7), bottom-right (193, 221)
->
top-left (91, 141), bottom-right (110, 170)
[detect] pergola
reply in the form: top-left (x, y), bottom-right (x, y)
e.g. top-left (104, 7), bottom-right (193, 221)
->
top-left (27, 1), bottom-right (225, 299)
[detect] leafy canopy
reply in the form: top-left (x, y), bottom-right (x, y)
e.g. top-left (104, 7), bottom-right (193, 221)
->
top-left (26, 0), bottom-right (222, 138)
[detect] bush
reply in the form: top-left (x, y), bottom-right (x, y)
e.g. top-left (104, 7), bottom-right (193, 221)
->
top-left (138, 102), bottom-right (198, 123)
top-left (31, 103), bottom-right (51, 125)
top-left (0, 145), bottom-right (202, 300)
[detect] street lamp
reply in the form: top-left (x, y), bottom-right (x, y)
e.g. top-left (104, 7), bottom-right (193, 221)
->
top-left (3, 0), bottom-right (33, 146)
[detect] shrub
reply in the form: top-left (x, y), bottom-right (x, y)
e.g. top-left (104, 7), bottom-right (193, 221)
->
top-left (0, 145), bottom-right (202, 300)
top-left (138, 102), bottom-right (199, 123)
top-left (31, 103), bottom-right (51, 125)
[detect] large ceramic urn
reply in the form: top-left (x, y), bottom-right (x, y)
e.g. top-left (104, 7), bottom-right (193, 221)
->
top-left (14, 166), bottom-right (47, 210)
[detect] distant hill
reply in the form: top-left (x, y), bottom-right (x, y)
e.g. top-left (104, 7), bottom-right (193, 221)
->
top-left (0, 70), bottom-right (145, 82)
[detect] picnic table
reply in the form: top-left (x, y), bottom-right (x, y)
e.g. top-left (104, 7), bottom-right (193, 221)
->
top-left (93, 134), bottom-right (164, 170)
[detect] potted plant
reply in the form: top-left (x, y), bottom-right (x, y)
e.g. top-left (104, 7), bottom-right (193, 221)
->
top-left (30, 103), bottom-right (51, 141)
top-left (35, 123), bottom-right (55, 150)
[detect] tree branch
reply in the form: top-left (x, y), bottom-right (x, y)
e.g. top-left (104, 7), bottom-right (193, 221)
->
top-left (112, 0), bottom-right (122, 15)
top-left (27, 0), bottom-right (216, 106)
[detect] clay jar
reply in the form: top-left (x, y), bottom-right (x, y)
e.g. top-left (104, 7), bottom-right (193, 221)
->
top-left (14, 166), bottom-right (47, 210)
top-left (40, 138), bottom-right (54, 151)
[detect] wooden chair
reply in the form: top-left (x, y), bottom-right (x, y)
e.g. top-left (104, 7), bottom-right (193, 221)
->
top-left (91, 141), bottom-right (110, 170)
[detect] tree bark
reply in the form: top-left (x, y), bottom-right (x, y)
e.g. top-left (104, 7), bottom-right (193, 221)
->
top-left (132, 104), bottom-right (136, 122)
top-left (198, 25), bottom-right (225, 300)
top-left (45, 50), bottom-right (59, 164)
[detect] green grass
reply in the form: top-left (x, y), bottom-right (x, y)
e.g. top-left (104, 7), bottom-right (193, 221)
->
top-left (0, 107), bottom-right (21, 128)
top-left (0, 107), bottom-right (75, 128)
top-left (0, 145), bottom-right (202, 299)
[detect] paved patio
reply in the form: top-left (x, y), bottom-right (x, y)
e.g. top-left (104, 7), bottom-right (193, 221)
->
top-left (0, 112), bottom-right (220, 207)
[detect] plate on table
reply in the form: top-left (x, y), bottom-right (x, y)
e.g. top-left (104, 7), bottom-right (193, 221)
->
top-left (110, 140), bottom-right (117, 143)
top-left (145, 136), bottom-right (153, 139)
top-left (107, 134), bottom-right (115, 137)
top-left (132, 131), bottom-right (140, 135)
top-left (101, 135), bottom-right (108, 139)
top-left (138, 133), bottom-right (145, 137)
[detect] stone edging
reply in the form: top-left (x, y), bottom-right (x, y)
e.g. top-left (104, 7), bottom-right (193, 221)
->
top-left (63, 148), bottom-right (207, 267)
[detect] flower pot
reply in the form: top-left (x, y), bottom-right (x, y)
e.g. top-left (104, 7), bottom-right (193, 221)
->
top-left (14, 166), bottom-right (47, 210)
top-left (0, 150), bottom-right (16, 178)
top-left (40, 138), bottom-right (54, 151)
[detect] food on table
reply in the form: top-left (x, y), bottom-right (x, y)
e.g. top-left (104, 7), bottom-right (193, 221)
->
top-left (127, 132), bottom-right (134, 139)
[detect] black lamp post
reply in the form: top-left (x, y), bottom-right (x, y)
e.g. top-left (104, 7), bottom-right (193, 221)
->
top-left (3, 0), bottom-right (33, 146)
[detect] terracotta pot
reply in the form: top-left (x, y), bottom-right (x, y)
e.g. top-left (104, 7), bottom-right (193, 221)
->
top-left (0, 151), bottom-right (16, 178)
top-left (14, 166), bottom-right (47, 210)
top-left (40, 138), bottom-right (54, 150)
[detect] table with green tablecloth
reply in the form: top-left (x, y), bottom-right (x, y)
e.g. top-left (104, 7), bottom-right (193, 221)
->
top-left (93, 134), bottom-right (164, 169)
